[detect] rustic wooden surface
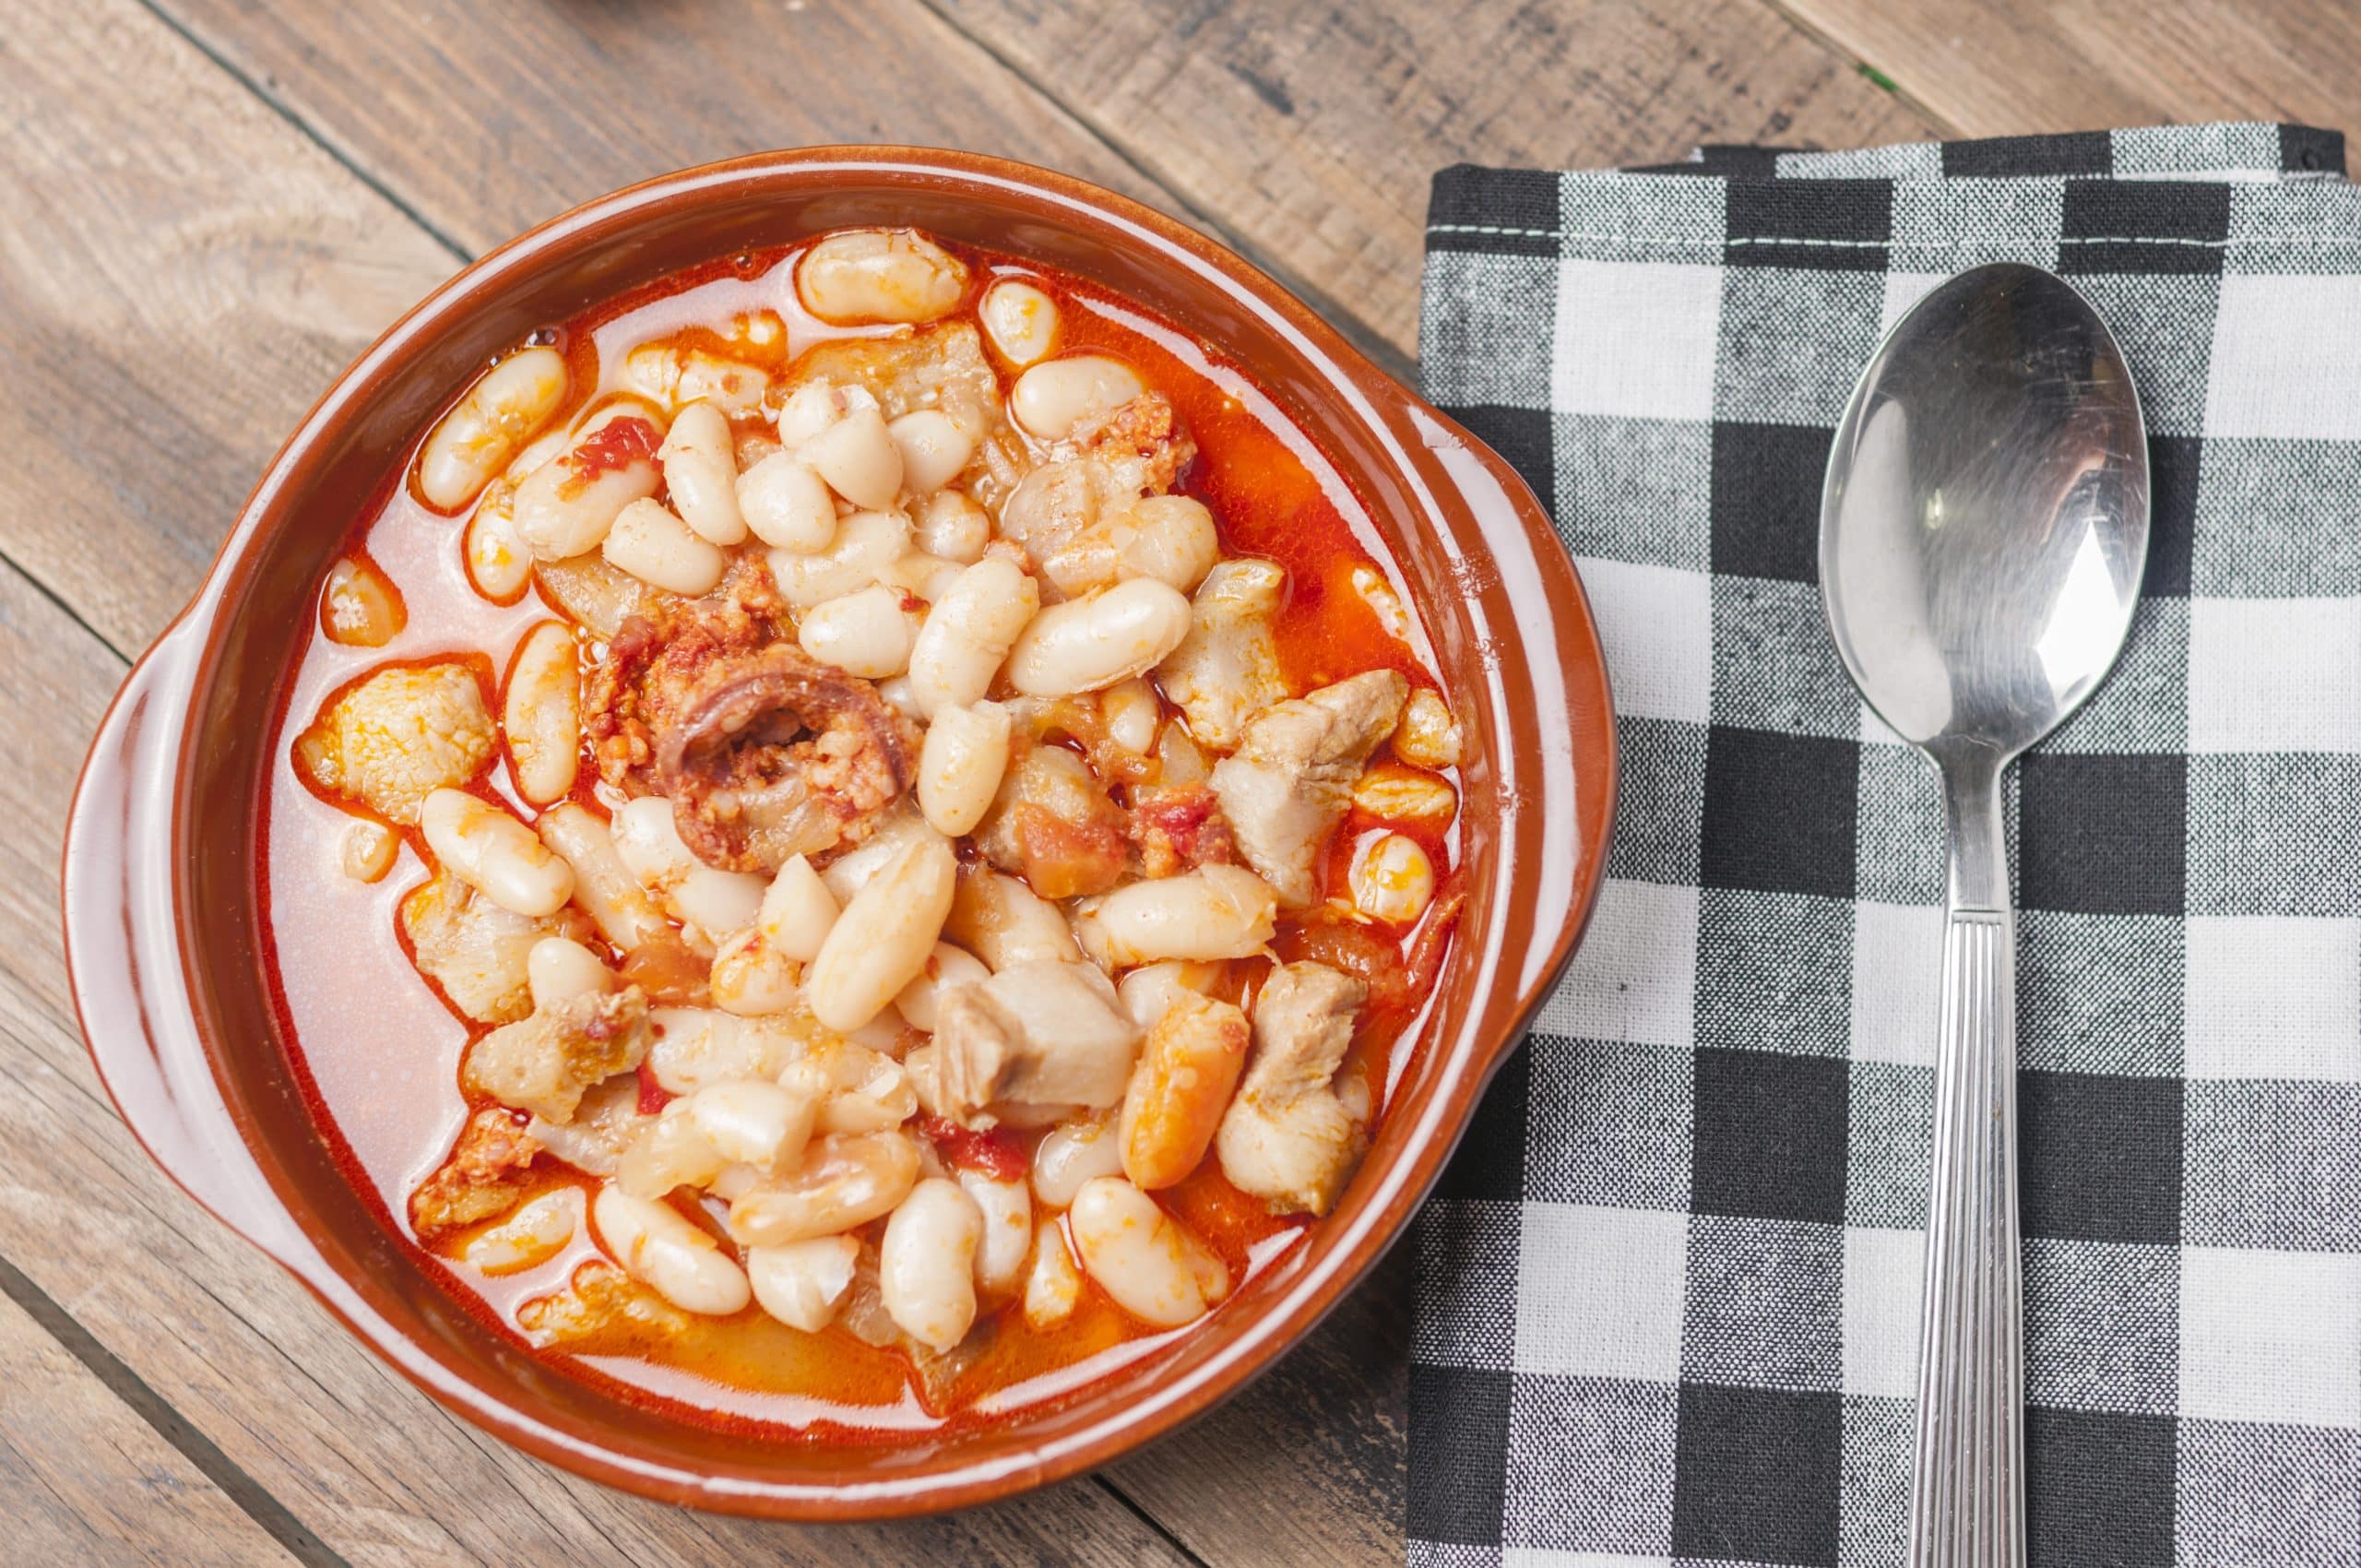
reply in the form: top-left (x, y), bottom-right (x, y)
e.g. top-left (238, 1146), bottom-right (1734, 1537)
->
top-left (0, 0), bottom-right (2343, 1560)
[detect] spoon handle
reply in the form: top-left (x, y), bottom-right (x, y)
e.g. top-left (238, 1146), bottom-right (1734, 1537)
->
top-left (1912, 763), bottom-right (2026, 1568)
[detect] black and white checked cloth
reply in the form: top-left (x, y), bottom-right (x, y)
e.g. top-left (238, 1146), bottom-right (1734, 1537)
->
top-left (1408, 124), bottom-right (2361, 1568)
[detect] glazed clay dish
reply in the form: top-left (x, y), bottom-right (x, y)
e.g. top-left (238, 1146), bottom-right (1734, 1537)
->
top-left (62, 148), bottom-right (1615, 1518)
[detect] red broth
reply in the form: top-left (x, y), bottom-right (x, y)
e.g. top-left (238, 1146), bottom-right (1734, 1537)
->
top-left (260, 234), bottom-right (1464, 1441)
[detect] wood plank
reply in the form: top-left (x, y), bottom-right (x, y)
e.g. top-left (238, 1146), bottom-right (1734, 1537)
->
top-left (932, 0), bottom-right (1937, 352)
top-left (0, 556), bottom-right (1197, 1563)
top-left (1106, 1244), bottom-right (1410, 1567)
top-left (0, 1273), bottom-right (299, 1568)
top-left (0, 1), bottom-right (460, 656)
top-left (142, 0), bottom-right (1181, 261)
top-left (1779, 0), bottom-right (2361, 139)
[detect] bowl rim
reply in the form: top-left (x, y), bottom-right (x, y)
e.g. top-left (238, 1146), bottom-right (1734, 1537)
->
top-left (61, 144), bottom-right (1618, 1518)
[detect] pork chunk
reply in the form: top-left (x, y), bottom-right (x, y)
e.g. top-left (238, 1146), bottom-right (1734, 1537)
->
top-left (1157, 559), bottom-right (1289, 749)
top-left (933, 961), bottom-right (1142, 1126)
top-left (1215, 961), bottom-right (1370, 1215)
top-left (409, 1106), bottom-right (540, 1241)
top-left (402, 873), bottom-right (592, 1025)
top-left (1208, 670), bottom-right (1410, 907)
top-left (526, 1074), bottom-right (651, 1178)
top-left (974, 744), bottom-right (1130, 898)
top-left (465, 986), bottom-right (652, 1123)
top-left (294, 661), bottom-right (494, 824)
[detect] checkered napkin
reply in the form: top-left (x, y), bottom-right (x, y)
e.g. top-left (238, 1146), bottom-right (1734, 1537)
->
top-left (1408, 124), bottom-right (2361, 1568)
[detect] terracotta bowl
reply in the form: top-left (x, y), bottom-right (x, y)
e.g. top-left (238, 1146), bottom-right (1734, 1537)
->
top-left (61, 147), bottom-right (1616, 1518)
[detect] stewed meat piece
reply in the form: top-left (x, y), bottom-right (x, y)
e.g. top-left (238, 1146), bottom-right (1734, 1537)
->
top-left (465, 986), bottom-right (652, 1124)
top-left (1209, 671), bottom-right (1409, 907)
top-left (1215, 961), bottom-right (1370, 1215)
top-left (587, 592), bottom-right (919, 874)
top-left (409, 1107), bottom-right (541, 1241)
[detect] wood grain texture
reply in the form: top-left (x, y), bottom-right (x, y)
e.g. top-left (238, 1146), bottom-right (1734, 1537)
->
top-left (934, 0), bottom-right (1936, 351)
top-left (0, 1280), bottom-right (296, 1568)
top-left (0, 1), bottom-right (459, 655)
top-left (142, 0), bottom-right (1180, 257)
top-left (1783, 0), bottom-right (2361, 138)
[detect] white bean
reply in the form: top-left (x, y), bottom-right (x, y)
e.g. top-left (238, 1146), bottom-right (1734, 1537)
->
top-left (1005, 578), bottom-right (1191, 696)
top-left (593, 1185), bottom-right (751, 1316)
top-left (602, 497), bottom-right (728, 596)
top-left (658, 401), bottom-right (747, 545)
top-left (759, 854), bottom-right (838, 962)
top-left (342, 821), bottom-right (397, 883)
top-left (736, 452), bottom-right (836, 552)
top-left (800, 406), bottom-right (903, 510)
top-left (1073, 864), bottom-right (1277, 967)
top-left (797, 229), bottom-right (968, 326)
top-left (527, 936), bottom-right (616, 1010)
top-left (880, 1177), bottom-right (984, 1351)
top-left (956, 1169), bottom-right (1032, 1297)
top-left (611, 795), bottom-right (766, 936)
top-left (878, 674), bottom-right (924, 720)
top-left (805, 835), bottom-right (957, 1033)
top-left (980, 279), bottom-right (1060, 368)
top-left (746, 1235), bottom-right (860, 1332)
top-left (816, 808), bottom-right (943, 903)
top-left (1100, 677), bottom-right (1161, 755)
top-left (1117, 960), bottom-right (1225, 1031)
top-left (503, 621), bottom-right (581, 805)
top-left (916, 701), bottom-right (1012, 837)
top-left (1030, 1115), bottom-right (1125, 1208)
top-left (685, 1077), bottom-right (814, 1171)
top-left (1350, 832), bottom-right (1437, 924)
top-left (707, 925), bottom-right (801, 1016)
top-left (421, 790), bottom-right (575, 918)
top-left (914, 490), bottom-right (990, 564)
top-left (907, 556), bottom-right (1039, 718)
top-left (513, 404), bottom-right (665, 560)
top-left (320, 557), bottom-right (405, 647)
top-left (462, 1191), bottom-right (576, 1276)
top-left (1010, 355), bottom-right (1145, 441)
top-left (1021, 1218), bottom-right (1082, 1328)
top-left (1395, 688), bottom-right (1464, 769)
top-left (1069, 1176), bottom-right (1228, 1327)
top-left (945, 867), bottom-right (1084, 971)
top-left (537, 802), bottom-right (668, 950)
top-left (729, 1130), bottom-right (921, 1246)
top-left (465, 483), bottom-right (531, 600)
top-left (766, 510), bottom-right (911, 609)
top-left (879, 551), bottom-right (967, 605)
top-left (887, 409), bottom-right (977, 496)
top-left (1121, 495), bottom-right (1221, 593)
top-left (775, 380), bottom-right (870, 448)
top-left (419, 346), bottom-right (569, 511)
top-left (893, 941), bottom-right (991, 1032)
top-left (799, 584), bottom-right (919, 679)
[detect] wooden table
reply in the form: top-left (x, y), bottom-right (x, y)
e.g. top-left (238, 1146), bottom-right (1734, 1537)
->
top-left (2, 3), bottom-right (2350, 1562)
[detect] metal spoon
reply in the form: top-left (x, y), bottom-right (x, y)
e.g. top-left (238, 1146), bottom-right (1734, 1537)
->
top-left (1821, 262), bottom-right (2149, 1568)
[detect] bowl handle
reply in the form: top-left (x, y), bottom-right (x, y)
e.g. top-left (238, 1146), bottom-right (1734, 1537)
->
top-left (63, 624), bottom-right (314, 1261)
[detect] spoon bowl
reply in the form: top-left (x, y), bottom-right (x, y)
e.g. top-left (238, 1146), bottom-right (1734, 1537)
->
top-left (1820, 262), bottom-right (2149, 1568)
top-left (1823, 262), bottom-right (2149, 760)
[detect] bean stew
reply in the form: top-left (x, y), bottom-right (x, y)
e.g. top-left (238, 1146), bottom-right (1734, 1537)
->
top-left (263, 227), bottom-right (1465, 1438)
